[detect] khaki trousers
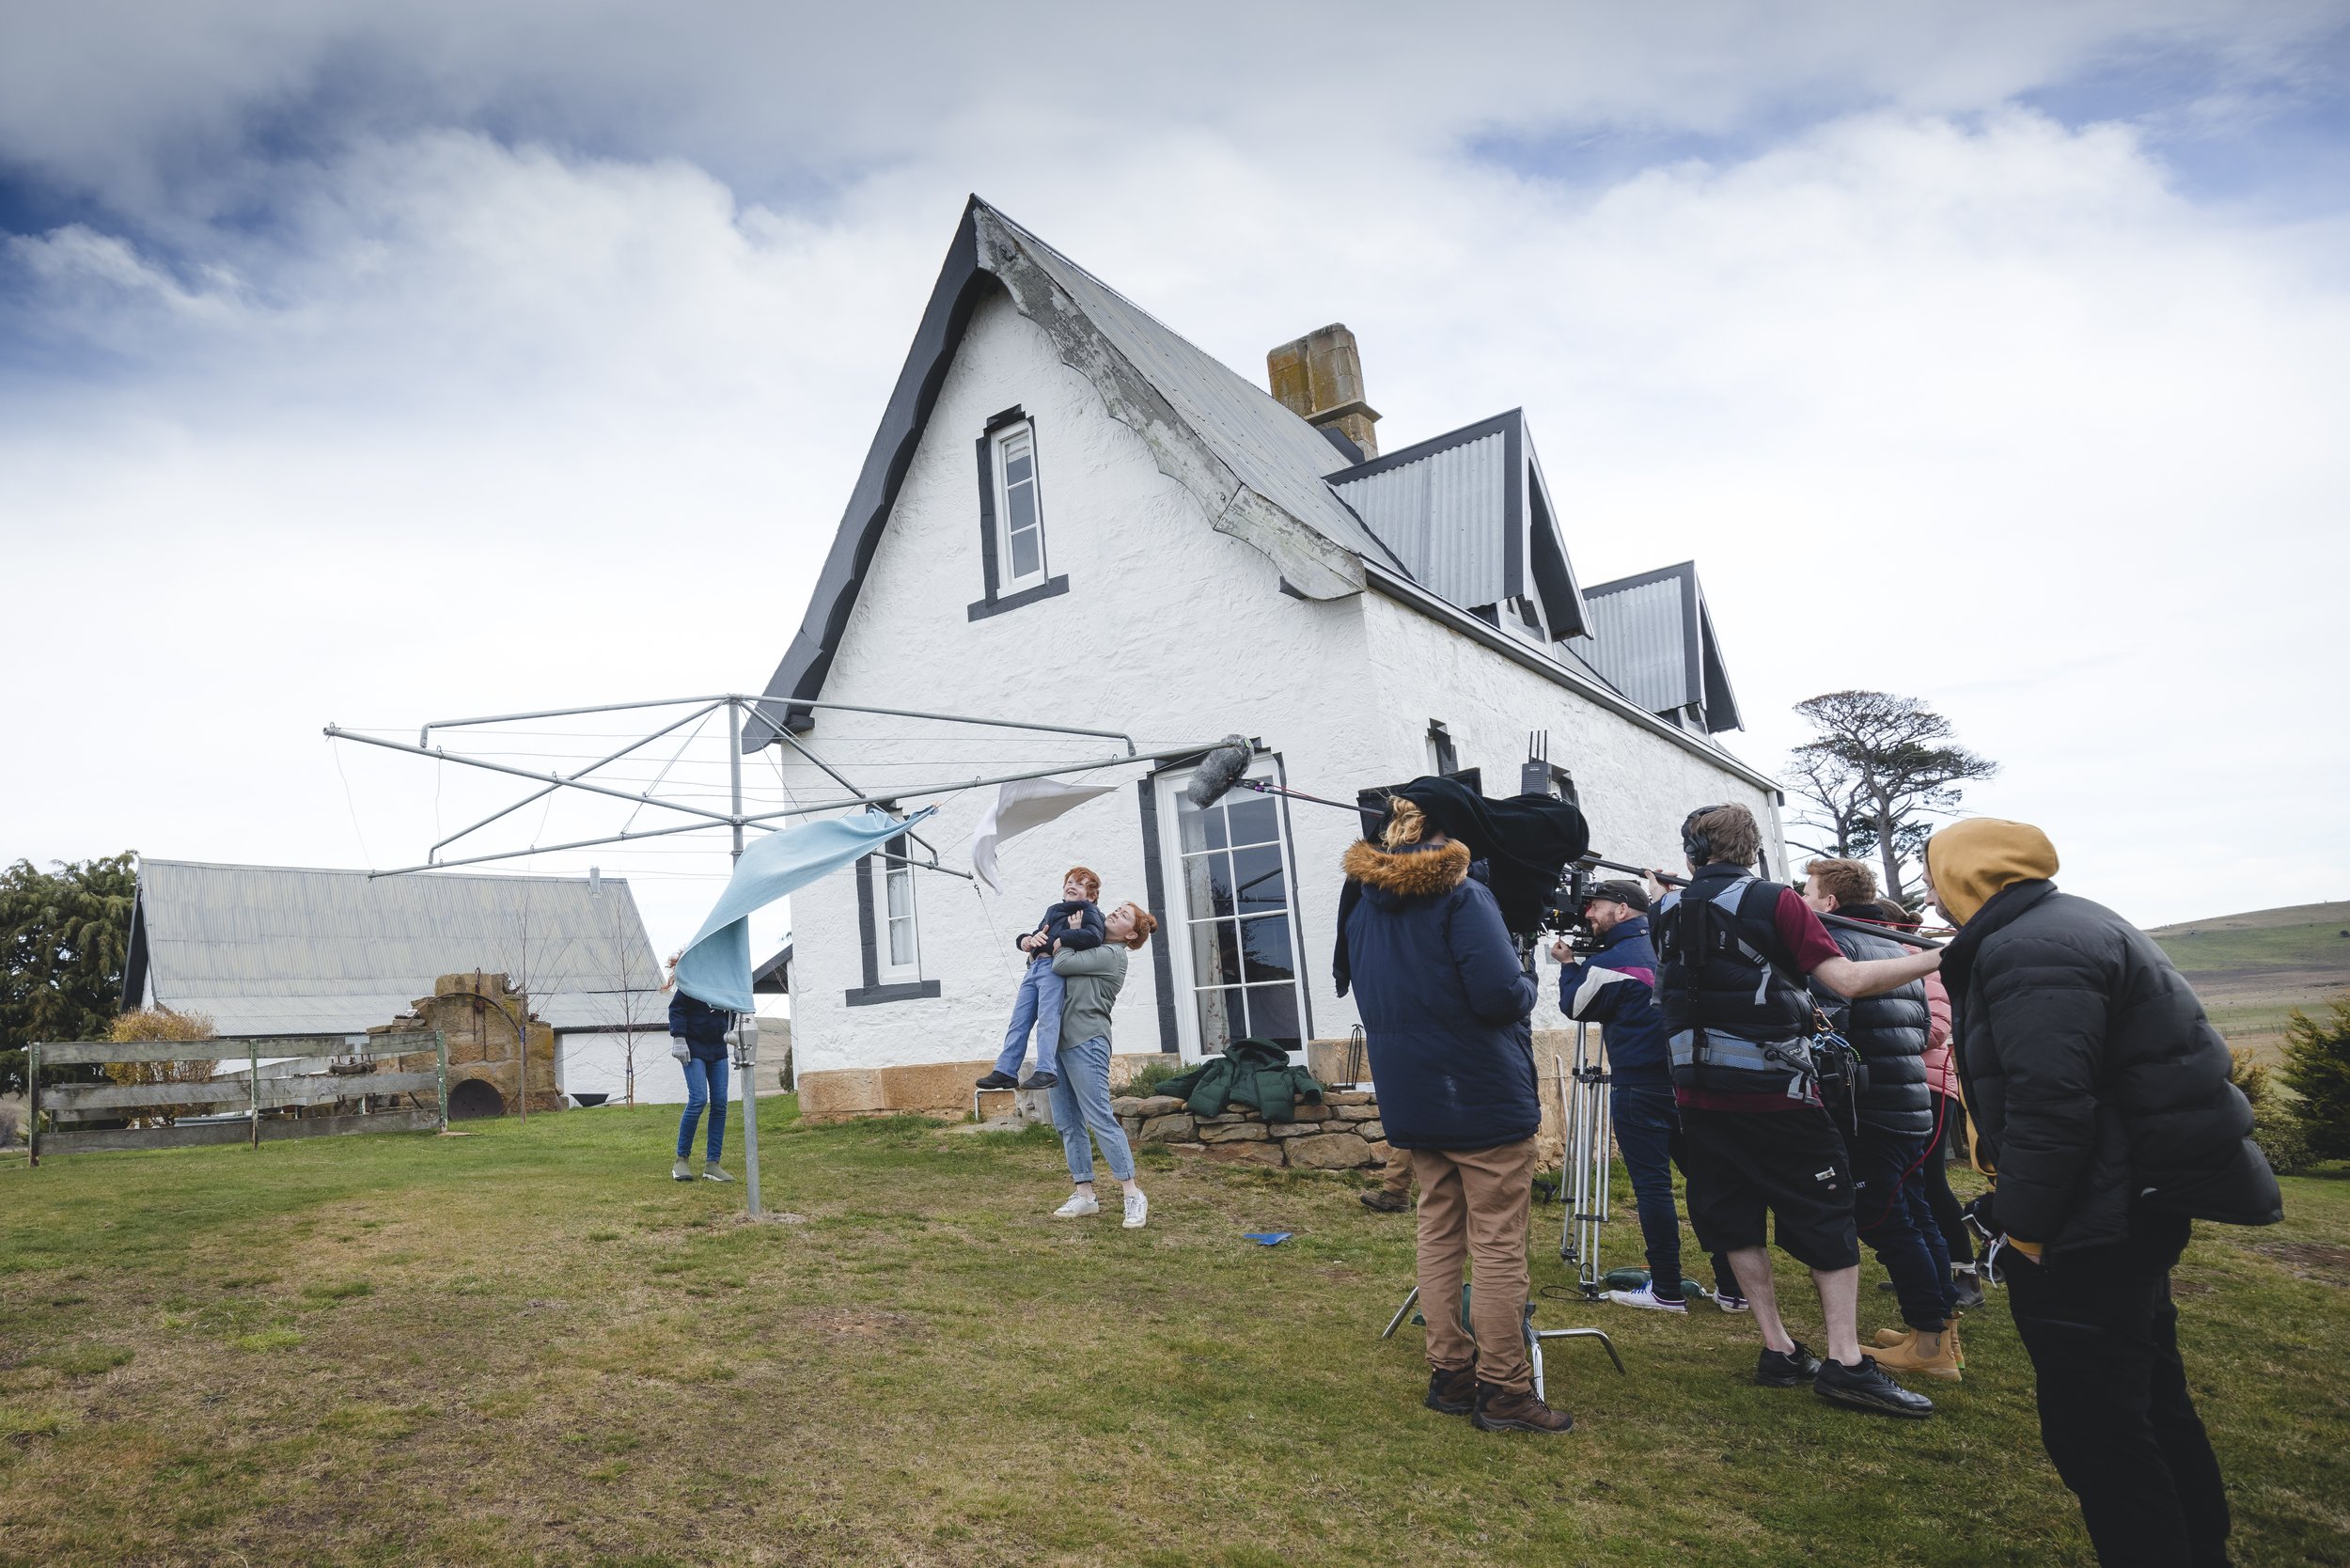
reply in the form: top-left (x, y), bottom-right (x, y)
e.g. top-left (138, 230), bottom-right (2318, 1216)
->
top-left (1411, 1137), bottom-right (1539, 1395)
top-left (1379, 1152), bottom-right (1415, 1197)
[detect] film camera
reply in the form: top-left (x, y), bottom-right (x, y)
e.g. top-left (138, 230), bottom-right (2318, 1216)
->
top-left (1537, 865), bottom-right (1606, 952)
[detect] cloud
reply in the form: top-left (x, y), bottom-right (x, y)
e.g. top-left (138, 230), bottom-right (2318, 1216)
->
top-left (2, 5), bottom-right (2344, 942)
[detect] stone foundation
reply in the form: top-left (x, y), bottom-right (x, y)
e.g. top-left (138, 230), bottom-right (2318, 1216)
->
top-left (796, 1054), bottom-right (1172, 1121)
top-left (1113, 1089), bottom-right (1391, 1170)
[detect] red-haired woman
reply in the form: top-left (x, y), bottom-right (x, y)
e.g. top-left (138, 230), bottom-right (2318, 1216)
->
top-left (1048, 902), bottom-right (1159, 1229)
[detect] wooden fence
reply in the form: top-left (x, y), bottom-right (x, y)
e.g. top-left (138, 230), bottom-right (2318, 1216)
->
top-left (24, 1030), bottom-right (448, 1165)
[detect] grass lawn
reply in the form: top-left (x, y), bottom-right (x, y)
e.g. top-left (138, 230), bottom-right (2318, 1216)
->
top-left (2147, 901), bottom-right (2350, 1060)
top-left (3, 1100), bottom-right (2346, 1568)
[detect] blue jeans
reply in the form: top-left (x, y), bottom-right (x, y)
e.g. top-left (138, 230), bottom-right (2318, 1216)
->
top-left (1048, 1036), bottom-right (1134, 1184)
top-left (1850, 1124), bottom-right (1953, 1328)
top-left (992, 955), bottom-right (1063, 1078)
top-left (677, 1055), bottom-right (729, 1161)
top-left (1610, 1082), bottom-right (1737, 1300)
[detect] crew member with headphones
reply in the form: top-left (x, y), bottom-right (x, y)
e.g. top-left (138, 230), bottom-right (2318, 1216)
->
top-left (1650, 803), bottom-right (1943, 1417)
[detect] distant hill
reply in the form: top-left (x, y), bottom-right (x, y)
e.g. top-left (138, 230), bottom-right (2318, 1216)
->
top-left (2146, 902), bottom-right (2350, 1060)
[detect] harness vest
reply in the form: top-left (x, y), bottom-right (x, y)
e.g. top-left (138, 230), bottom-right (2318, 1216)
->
top-left (1656, 869), bottom-right (1819, 1103)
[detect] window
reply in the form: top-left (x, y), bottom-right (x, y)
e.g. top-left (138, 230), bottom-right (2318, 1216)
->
top-left (993, 421), bottom-right (1046, 591)
top-left (1427, 720), bottom-right (1458, 776)
top-left (1155, 759), bottom-right (1309, 1059)
top-left (879, 834), bottom-right (920, 983)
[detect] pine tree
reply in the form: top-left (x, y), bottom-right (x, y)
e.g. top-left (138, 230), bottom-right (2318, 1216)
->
top-left (2279, 997), bottom-right (2350, 1163)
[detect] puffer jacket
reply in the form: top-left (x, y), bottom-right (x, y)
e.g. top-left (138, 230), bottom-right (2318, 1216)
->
top-left (1940, 877), bottom-right (2281, 1255)
top-left (1919, 973), bottom-right (1958, 1100)
top-left (1339, 839), bottom-right (1539, 1151)
top-left (1812, 917), bottom-right (1932, 1138)
top-left (1156, 1038), bottom-right (1323, 1123)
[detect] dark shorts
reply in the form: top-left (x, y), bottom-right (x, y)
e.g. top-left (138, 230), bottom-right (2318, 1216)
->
top-left (1680, 1105), bottom-right (1860, 1272)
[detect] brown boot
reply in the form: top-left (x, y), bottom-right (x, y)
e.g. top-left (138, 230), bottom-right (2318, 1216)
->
top-left (1871, 1326), bottom-right (1963, 1382)
top-left (1873, 1326), bottom-right (1916, 1349)
top-left (1424, 1365), bottom-right (1476, 1415)
top-left (1361, 1187), bottom-right (1410, 1213)
top-left (1471, 1382), bottom-right (1574, 1434)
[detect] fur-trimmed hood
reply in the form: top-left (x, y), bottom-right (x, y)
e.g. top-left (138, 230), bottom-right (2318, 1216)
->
top-left (1342, 839), bottom-right (1472, 902)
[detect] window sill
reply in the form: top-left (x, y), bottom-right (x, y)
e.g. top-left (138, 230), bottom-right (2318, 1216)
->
top-left (967, 575), bottom-right (1069, 621)
top-left (844, 980), bottom-right (942, 1007)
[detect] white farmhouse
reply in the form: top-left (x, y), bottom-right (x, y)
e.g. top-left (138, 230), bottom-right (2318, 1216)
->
top-left (746, 197), bottom-right (1785, 1120)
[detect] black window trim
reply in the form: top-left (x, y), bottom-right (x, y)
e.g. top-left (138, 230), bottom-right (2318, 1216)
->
top-left (968, 403), bottom-right (1069, 620)
top-left (848, 818), bottom-right (941, 1006)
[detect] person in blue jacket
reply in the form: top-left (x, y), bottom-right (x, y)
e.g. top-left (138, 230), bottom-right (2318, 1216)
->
top-left (1553, 881), bottom-right (1742, 1313)
top-left (666, 961), bottom-right (736, 1183)
top-left (1340, 795), bottom-right (1569, 1435)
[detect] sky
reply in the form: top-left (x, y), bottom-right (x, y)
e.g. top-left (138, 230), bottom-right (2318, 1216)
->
top-left (4, 0), bottom-right (2346, 964)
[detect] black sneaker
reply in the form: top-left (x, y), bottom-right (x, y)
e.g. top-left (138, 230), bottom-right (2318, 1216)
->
top-left (1755, 1341), bottom-right (1823, 1387)
top-left (1814, 1356), bottom-right (1935, 1419)
top-left (1424, 1366), bottom-right (1476, 1416)
top-left (974, 1071), bottom-right (1019, 1090)
top-left (1951, 1273), bottom-right (1986, 1311)
top-left (1019, 1072), bottom-right (1058, 1090)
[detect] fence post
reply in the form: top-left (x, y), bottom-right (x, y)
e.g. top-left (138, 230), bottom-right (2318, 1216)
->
top-left (248, 1038), bottom-right (260, 1151)
top-left (435, 1031), bottom-right (448, 1133)
top-left (25, 1043), bottom-right (39, 1168)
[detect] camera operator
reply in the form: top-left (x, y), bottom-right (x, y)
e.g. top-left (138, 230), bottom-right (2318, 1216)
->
top-left (1550, 881), bottom-right (1742, 1314)
top-left (1651, 804), bottom-right (1941, 1418)
top-left (1340, 795), bottom-right (1570, 1435)
top-left (1801, 859), bottom-right (1961, 1381)
top-left (1927, 818), bottom-right (2280, 1567)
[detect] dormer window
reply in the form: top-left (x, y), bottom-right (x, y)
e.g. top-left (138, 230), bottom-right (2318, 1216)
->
top-left (992, 421), bottom-right (1046, 592)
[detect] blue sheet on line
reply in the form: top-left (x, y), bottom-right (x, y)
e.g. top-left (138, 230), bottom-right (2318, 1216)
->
top-left (673, 807), bottom-right (937, 1013)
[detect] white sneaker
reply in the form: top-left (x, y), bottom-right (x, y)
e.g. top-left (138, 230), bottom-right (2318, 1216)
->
top-left (1052, 1192), bottom-right (1100, 1218)
top-left (1716, 1293), bottom-right (1751, 1313)
top-left (1603, 1284), bottom-right (1687, 1313)
top-left (1122, 1189), bottom-right (1149, 1229)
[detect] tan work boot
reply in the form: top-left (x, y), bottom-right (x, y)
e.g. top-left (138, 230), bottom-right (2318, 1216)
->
top-left (1873, 1326), bottom-right (1916, 1349)
top-left (1870, 1326), bottom-right (1963, 1382)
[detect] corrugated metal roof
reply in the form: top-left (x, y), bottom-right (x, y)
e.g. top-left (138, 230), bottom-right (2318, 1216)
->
top-left (130, 860), bottom-right (665, 1039)
top-left (982, 209), bottom-right (1407, 574)
top-left (1565, 562), bottom-right (1743, 732)
top-left (1329, 431), bottom-right (1509, 608)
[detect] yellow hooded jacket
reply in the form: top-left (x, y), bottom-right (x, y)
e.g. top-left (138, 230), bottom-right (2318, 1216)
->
top-left (1924, 819), bottom-right (2060, 926)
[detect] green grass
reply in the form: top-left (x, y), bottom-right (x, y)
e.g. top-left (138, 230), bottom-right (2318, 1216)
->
top-left (2, 1100), bottom-right (2346, 1566)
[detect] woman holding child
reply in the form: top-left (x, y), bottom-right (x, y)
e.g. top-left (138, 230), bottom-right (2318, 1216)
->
top-left (1044, 900), bottom-right (1159, 1229)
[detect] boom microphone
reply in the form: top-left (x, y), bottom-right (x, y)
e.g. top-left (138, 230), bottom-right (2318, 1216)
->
top-left (1184, 735), bottom-right (1253, 808)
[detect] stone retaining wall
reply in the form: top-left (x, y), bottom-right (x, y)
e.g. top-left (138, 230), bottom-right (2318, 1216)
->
top-left (1111, 1089), bottom-right (1392, 1170)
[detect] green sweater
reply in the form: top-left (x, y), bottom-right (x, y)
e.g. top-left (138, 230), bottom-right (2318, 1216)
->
top-left (1050, 945), bottom-right (1127, 1053)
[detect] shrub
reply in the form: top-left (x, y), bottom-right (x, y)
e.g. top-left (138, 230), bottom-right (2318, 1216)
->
top-left (2231, 1047), bottom-right (2312, 1176)
top-left (1119, 1058), bottom-right (1184, 1099)
top-left (104, 1008), bottom-right (221, 1127)
top-left (2279, 997), bottom-right (2350, 1165)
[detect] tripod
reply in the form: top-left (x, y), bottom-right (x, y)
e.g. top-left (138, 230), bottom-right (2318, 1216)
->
top-left (1558, 1020), bottom-right (1612, 1296)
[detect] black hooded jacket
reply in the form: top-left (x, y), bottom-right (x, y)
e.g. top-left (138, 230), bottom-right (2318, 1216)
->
top-left (1943, 879), bottom-right (2281, 1256)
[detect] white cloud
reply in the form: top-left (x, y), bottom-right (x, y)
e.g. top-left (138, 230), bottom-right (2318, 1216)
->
top-left (3, 7), bottom-right (2344, 944)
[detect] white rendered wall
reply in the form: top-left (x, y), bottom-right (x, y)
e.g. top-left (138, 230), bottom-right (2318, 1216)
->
top-left (777, 287), bottom-right (1786, 1076)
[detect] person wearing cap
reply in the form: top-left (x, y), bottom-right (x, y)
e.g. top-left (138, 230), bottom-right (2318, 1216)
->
top-left (1927, 818), bottom-right (2280, 1568)
top-left (1551, 880), bottom-right (1742, 1313)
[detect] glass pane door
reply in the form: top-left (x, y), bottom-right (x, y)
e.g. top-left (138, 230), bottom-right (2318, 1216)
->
top-left (1160, 760), bottom-right (1307, 1059)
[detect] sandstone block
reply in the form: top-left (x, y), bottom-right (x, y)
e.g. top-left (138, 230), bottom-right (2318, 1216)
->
top-left (1358, 1120), bottom-right (1385, 1141)
top-left (1289, 1105), bottom-right (1332, 1122)
top-left (1267, 1121), bottom-right (1322, 1138)
top-left (1288, 1132), bottom-right (1374, 1169)
top-left (1110, 1098), bottom-right (1145, 1116)
top-left (1130, 1095), bottom-right (1187, 1118)
top-left (1202, 1139), bottom-right (1286, 1167)
top-left (1198, 1121), bottom-right (1267, 1143)
top-left (1198, 1111), bottom-right (1247, 1125)
top-left (1330, 1104), bottom-right (1378, 1121)
top-left (1139, 1113), bottom-right (1198, 1143)
top-left (1322, 1090), bottom-right (1374, 1105)
top-left (1365, 1140), bottom-right (1395, 1166)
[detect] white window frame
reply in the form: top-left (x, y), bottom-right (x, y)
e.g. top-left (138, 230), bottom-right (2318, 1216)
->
top-left (991, 421), bottom-right (1048, 593)
top-left (1152, 757), bottom-right (1310, 1064)
top-left (877, 835), bottom-right (921, 984)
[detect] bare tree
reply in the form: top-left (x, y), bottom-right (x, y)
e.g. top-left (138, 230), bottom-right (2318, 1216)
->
top-left (1787, 691), bottom-right (1998, 903)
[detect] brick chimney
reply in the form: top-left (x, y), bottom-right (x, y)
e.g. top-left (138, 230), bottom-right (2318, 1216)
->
top-left (1268, 323), bottom-right (1380, 459)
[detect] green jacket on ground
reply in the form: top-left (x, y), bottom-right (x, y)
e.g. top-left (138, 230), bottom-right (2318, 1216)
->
top-left (1051, 945), bottom-right (1128, 1054)
top-left (1158, 1039), bottom-right (1324, 1122)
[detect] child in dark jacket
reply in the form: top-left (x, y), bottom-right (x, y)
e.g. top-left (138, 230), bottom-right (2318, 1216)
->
top-left (976, 867), bottom-right (1104, 1092)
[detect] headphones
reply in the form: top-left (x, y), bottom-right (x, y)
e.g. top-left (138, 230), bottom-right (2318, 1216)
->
top-left (1681, 804), bottom-right (1732, 865)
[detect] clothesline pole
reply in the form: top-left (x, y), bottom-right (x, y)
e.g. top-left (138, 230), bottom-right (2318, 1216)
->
top-left (728, 698), bottom-right (764, 1219)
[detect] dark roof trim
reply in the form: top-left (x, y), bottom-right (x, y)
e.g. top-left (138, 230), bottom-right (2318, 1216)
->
top-left (753, 944), bottom-right (792, 995)
top-left (1324, 407), bottom-right (1519, 485)
top-left (745, 198), bottom-right (992, 746)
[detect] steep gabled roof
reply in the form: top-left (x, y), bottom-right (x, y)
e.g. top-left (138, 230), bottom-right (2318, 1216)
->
top-left (1565, 562), bottom-right (1744, 733)
top-left (1326, 408), bottom-right (1589, 639)
top-left (744, 196), bottom-right (1406, 748)
top-left (124, 859), bottom-right (666, 1037)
